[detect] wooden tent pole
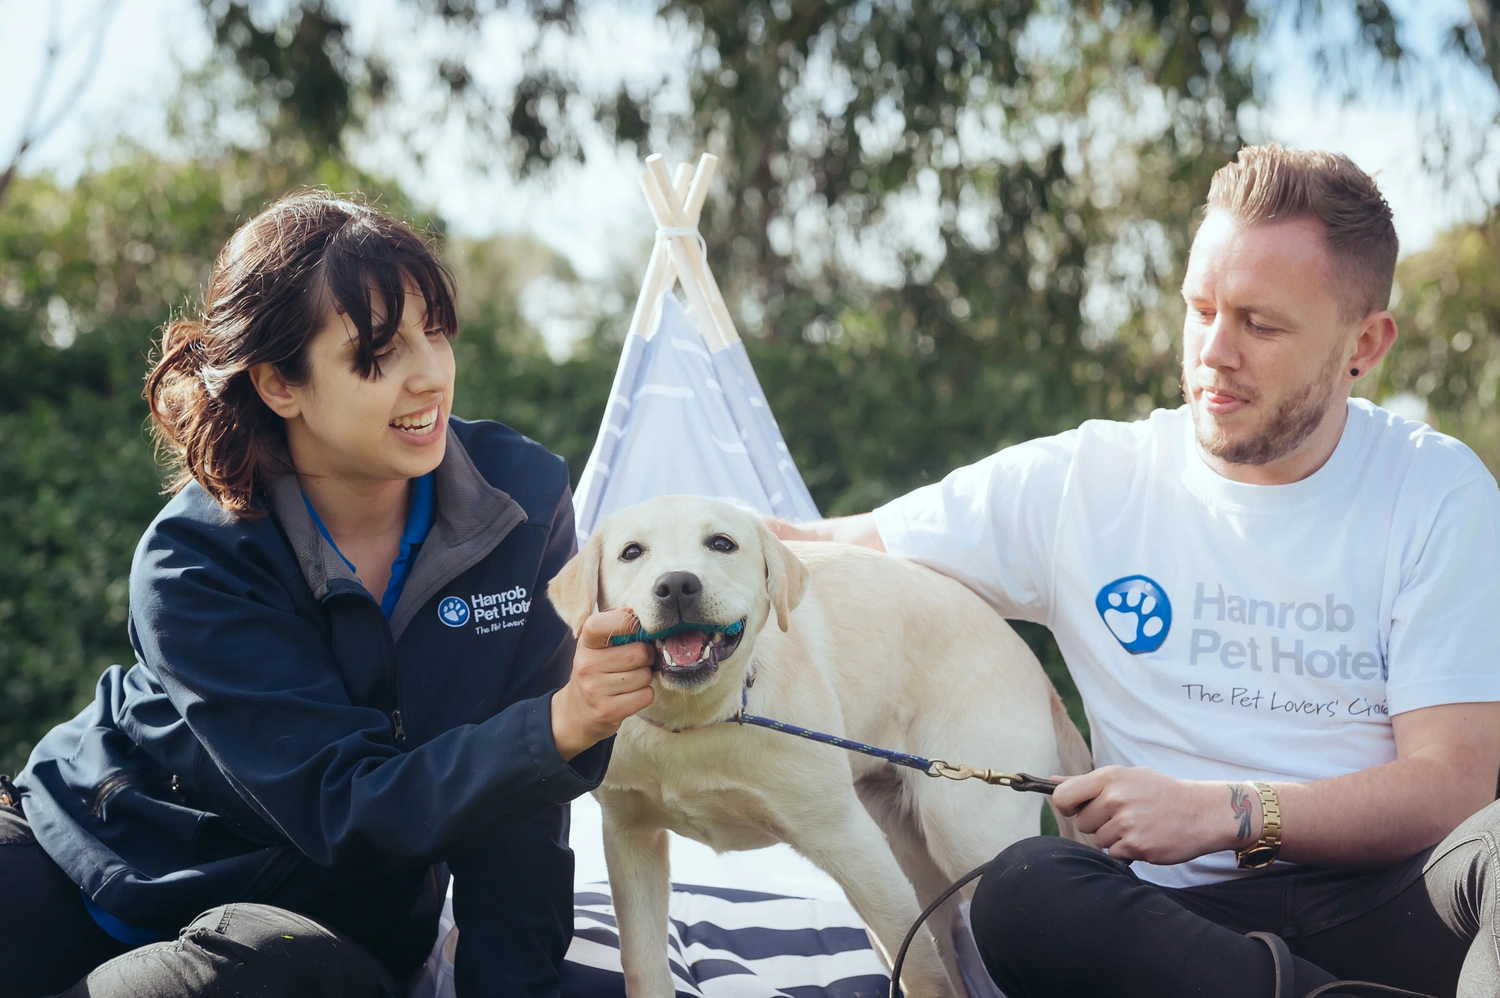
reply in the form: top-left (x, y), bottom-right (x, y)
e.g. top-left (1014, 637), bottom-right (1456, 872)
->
top-left (624, 239), bottom-right (672, 342)
top-left (626, 152), bottom-right (745, 347)
top-left (659, 156), bottom-right (740, 348)
top-left (653, 162), bottom-right (694, 312)
top-left (623, 155), bottom-right (688, 341)
top-left (639, 165), bottom-right (728, 352)
top-left (645, 156), bottom-right (742, 349)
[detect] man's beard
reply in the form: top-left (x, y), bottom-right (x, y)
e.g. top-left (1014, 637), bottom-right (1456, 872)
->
top-left (1184, 351), bottom-right (1343, 467)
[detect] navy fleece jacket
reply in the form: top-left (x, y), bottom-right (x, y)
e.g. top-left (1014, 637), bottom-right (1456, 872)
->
top-left (19, 418), bottom-right (609, 994)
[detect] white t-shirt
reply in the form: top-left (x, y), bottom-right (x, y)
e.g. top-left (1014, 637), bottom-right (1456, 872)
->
top-left (873, 399), bottom-right (1500, 887)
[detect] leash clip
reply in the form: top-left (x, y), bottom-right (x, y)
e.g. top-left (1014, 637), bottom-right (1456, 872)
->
top-left (927, 760), bottom-right (1060, 795)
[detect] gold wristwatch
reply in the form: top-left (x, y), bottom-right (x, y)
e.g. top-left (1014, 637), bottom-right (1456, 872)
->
top-left (1235, 781), bottom-right (1282, 870)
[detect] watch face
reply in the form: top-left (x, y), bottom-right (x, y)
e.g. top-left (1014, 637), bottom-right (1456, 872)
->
top-left (1237, 847), bottom-right (1278, 870)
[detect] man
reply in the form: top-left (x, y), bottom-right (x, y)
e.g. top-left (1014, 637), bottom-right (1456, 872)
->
top-left (774, 144), bottom-right (1500, 997)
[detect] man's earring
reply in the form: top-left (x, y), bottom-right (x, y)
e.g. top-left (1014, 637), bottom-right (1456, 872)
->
top-left (1350, 368), bottom-right (1359, 377)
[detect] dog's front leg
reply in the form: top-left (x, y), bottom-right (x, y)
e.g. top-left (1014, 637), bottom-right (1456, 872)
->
top-left (793, 798), bottom-right (961, 998)
top-left (600, 798), bottom-right (676, 998)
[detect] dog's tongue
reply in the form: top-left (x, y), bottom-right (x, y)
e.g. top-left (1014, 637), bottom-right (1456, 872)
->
top-left (664, 630), bottom-right (708, 666)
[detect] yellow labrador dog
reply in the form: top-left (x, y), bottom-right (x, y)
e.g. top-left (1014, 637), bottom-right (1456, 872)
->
top-left (549, 496), bottom-right (1091, 998)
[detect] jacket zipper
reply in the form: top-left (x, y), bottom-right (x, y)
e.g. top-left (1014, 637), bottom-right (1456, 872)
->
top-left (375, 610), bottom-right (407, 750)
top-left (323, 578), bottom-right (407, 750)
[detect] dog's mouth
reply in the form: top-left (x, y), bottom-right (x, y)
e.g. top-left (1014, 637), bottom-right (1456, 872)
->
top-left (653, 617), bottom-right (746, 679)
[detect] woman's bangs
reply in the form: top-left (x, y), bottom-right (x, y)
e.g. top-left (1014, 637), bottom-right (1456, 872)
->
top-left (321, 218), bottom-right (457, 378)
top-left (404, 252), bottom-right (458, 341)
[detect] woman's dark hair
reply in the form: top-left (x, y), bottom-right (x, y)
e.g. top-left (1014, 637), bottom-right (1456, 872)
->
top-left (145, 190), bottom-right (458, 516)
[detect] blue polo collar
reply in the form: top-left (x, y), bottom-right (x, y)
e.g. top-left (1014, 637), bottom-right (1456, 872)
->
top-left (300, 472), bottom-right (436, 619)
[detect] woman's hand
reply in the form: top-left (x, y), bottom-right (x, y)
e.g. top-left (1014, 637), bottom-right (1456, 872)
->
top-left (1051, 766), bottom-right (1260, 866)
top-left (550, 608), bottom-right (656, 761)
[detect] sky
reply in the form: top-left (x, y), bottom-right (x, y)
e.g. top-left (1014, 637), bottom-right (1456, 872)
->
top-left (2, 0), bottom-right (1496, 286)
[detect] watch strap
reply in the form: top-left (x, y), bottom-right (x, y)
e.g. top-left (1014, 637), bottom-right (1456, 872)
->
top-left (1236, 781), bottom-right (1282, 869)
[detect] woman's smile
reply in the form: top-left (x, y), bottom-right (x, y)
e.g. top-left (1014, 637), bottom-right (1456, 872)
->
top-left (389, 404), bottom-right (443, 441)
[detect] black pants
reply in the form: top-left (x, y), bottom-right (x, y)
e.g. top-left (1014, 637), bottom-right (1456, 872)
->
top-left (970, 798), bottom-right (1500, 998)
top-left (0, 805), bottom-right (400, 998)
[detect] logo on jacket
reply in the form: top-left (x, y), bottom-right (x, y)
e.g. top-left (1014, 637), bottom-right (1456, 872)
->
top-left (438, 596), bottom-right (470, 627)
top-left (1095, 575), bottom-right (1171, 654)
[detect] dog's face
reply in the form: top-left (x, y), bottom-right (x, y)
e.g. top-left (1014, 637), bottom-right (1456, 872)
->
top-left (549, 497), bottom-right (808, 692)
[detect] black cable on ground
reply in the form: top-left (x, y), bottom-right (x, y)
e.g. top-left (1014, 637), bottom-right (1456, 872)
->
top-left (888, 862), bottom-right (991, 998)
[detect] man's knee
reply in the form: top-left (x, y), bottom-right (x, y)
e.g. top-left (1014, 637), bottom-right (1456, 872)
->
top-left (971, 836), bottom-right (1116, 945)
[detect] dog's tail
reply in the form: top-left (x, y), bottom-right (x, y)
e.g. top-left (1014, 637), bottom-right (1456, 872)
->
top-left (1047, 688), bottom-right (1095, 845)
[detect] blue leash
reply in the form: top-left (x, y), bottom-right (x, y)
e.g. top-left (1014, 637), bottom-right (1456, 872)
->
top-left (731, 681), bottom-right (1059, 794)
top-left (731, 680), bottom-right (935, 772)
top-left (634, 659), bottom-right (1060, 794)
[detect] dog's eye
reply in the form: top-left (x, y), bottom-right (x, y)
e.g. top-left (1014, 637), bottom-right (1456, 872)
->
top-left (620, 543), bottom-right (644, 561)
top-left (707, 535), bottom-right (737, 554)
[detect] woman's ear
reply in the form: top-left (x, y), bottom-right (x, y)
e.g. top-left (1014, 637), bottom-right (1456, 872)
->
top-left (548, 531), bottom-right (604, 636)
top-left (759, 520), bottom-right (809, 632)
top-left (248, 362), bottom-right (301, 419)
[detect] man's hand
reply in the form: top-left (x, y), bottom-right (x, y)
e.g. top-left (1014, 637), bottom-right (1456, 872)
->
top-left (550, 608), bottom-right (655, 761)
top-left (1052, 766), bottom-right (1259, 866)
top-left (766, 513), bottom-right (885, 550)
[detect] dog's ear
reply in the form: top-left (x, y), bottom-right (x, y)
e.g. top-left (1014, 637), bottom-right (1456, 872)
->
top-left (548, 530), bottom-right (604, 636)
top-left (759, 520), bottom-right (809, 632)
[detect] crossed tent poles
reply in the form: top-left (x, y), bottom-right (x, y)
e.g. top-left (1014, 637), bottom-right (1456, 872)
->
top-left (626, 153), bottom-right (743, 352)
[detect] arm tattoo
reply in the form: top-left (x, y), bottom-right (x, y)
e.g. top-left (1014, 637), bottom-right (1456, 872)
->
top-left (1228, 783), bottom-right (1254, 842)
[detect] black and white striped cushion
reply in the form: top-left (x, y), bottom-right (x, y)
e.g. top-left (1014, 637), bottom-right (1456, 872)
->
top-left (561, 881), bottom-right (890, 998)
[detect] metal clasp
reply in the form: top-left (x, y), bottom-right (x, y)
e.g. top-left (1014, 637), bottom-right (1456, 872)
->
top-left (926, 760), bottom-right (1061, 795)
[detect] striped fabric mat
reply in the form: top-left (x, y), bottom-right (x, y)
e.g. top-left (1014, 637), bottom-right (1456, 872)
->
top-left (561, 881), bottom-right (892, 998)
top-left (411, 878), bottom-right (1006, 998)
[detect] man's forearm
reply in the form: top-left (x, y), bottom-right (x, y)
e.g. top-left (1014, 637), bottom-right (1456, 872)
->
top-left (1054, 702), bottom-right (1500, 868)
top-left (1277, 750), bottom-right (1494, 867)
top-left (1273, 702), bottom-right (1500, 866)
top-left (769, 513), bottom-right (885, 550)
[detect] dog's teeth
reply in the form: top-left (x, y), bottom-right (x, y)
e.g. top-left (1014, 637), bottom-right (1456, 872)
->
top-left (711, 632), bottom-right (724, 644)
top-left (654, 639), bottom-right (666, 649)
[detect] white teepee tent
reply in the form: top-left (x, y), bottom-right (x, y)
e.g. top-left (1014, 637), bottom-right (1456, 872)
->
top-left (571, 152), bottom-right (819, 540)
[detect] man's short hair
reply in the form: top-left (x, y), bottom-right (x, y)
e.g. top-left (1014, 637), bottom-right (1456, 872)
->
top-left (1205, 143), bottom-right (1399, 322)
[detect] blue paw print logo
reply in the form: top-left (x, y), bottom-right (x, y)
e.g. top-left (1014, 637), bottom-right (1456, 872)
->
top-left (438, 596), bottom-right (470, 628)
top-left (1095, 576), bottom-right (1171, 654)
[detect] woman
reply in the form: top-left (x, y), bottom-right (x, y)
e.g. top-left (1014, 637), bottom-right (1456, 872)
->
top-left (4, 192), bottom-right (654, 997)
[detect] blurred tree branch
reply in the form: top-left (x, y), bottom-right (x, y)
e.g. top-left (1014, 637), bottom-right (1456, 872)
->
top-left (1290, 0), bottom-right (1498, 196)
top-left (199, 1), bottom-right (362, 156)
top-left (0, 0), bottom-right (122, 209)
top-left (1472, 0), bottom-right (1500, 90)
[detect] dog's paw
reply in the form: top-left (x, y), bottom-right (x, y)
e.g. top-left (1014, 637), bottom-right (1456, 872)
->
top-left (1094, 575), bottom-right (1172, 654)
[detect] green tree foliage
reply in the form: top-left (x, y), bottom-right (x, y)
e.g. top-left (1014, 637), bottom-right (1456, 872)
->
top-left (0, 159), bottom-right (236, 772)
top-left (4, 1), bottom-right (1499, 771)
top-left (1378, 216), bottom-right (1500, 474)
top-left (204, 1), bottom-right (364, 155)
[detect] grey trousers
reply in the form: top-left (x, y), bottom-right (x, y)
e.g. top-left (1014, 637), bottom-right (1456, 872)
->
top-left (1426, 803), bottom-right (1500, 996)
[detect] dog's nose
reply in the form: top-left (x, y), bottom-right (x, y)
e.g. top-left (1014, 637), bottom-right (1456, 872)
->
top-left (653, 571), bottom-right (702, 601)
